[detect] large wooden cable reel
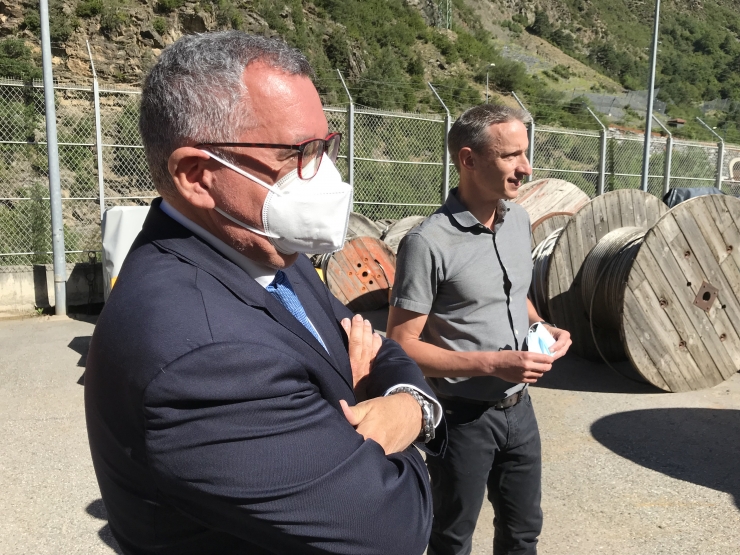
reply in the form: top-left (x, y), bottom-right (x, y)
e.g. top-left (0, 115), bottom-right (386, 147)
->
top-left (539, 191), bottom-right (740, 392)
top-left (324, 237), bottom-right (396, 312)
top-left (543, 189), bottom-right (668, 362)
top-left (617, 195), bottom-right (740, 391)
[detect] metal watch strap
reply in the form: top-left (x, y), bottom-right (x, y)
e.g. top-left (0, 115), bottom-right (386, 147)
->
top-left (389, 387), bottom-right (435, 443)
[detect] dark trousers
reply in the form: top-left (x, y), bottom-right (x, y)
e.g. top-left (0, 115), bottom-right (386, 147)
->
top-left (426, 390), bottom-right (542, 555)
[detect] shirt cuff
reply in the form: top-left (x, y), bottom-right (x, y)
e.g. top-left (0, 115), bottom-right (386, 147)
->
top-left (384, 384), bottom-right (443, 428)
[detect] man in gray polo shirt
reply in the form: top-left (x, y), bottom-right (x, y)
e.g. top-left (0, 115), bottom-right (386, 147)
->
top-left (387, 104), bottom-right (572, 555)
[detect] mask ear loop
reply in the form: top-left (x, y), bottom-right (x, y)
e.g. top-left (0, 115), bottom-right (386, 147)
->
top-left (199, 149), bottom-right (284, 197)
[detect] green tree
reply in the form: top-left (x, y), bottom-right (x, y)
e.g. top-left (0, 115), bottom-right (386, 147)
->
top-left (527, 10), bottom-right (553, 40)
top-left (0, 39), bottom-right (41, 81)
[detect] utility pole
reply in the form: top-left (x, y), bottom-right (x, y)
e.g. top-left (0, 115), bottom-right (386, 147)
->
top-left (39, 0), bottom-right (66, 316)
top-left (640, 0), bottom-right (660, 192)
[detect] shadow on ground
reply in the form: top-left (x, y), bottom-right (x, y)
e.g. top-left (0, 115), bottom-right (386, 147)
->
top-left (532, 353), bottom-right (663, 394)
top-left (69, 336), bottom-right (92, 385)
top-left (86, 499), bottom-right (122, 554)
top-left (591, 408), bottom-right (740, 509)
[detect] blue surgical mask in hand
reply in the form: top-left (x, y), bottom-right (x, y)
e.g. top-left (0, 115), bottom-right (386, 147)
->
top-left (527, 322), bottom-right (556, 355)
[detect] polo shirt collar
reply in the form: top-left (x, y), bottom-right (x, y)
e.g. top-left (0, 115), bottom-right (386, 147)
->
top-left (444, 187), bottom-right (507, 232)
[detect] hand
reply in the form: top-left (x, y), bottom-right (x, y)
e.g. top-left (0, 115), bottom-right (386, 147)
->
top-left (484, 350), bottom-right (554, 384)
top-left (339, 394), bottom-right (422, 455)
top-left (543, 325), bottom-right (572, 359)
top-left (340, 314), bottom-right (382, 394)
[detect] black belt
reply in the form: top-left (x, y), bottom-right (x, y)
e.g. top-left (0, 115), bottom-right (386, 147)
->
top-left (435, 388), bottom-right (527, 410)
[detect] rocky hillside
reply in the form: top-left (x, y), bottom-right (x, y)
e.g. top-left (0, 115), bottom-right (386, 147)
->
top-left (2, 0), bottom-right (740, 136)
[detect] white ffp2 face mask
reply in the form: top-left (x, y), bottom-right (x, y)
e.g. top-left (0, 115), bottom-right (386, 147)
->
top-left (203, 151), bottom-right (353, 255)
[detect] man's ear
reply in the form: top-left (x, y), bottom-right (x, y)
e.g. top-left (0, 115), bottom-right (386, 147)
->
top-left (168, 147), bottom-right (217, 210)
top-left (458, 147), bottom-right (475, 171)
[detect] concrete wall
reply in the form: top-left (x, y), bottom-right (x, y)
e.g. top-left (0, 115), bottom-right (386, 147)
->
top-left (0, 263), bottom-right (105, 314)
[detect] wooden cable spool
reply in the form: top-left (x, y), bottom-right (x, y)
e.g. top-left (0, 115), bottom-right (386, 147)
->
top-left (541, 189), bottom-right (668, 361)
top-left (537, 192), bottom-right (740, 392)
top-left (615, 195), bottom-right (740, 391)
top-left (325, 237), bottom-right (396, 312)
top-left (514, 178), bottom-right (590, 227)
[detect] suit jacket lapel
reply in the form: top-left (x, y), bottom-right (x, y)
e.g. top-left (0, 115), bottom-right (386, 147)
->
top-left (285, 264), bottom-right (354, 387)
top-left (140, 202), bottom-right (350, 388)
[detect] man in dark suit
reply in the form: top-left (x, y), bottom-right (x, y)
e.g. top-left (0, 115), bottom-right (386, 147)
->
top-left (85, 31), bottom-right (443, 555)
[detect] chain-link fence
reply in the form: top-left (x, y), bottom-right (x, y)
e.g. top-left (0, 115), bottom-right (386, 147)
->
top-left (531, 126), bottom-right (731, 198)
top-left (352, 106), bottom-right (446, 221)
top-left (1, 78), bottom-right (738, 267)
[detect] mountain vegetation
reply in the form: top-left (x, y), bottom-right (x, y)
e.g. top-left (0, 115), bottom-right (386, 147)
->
top-left (1, 0), bottom-right (739, 140)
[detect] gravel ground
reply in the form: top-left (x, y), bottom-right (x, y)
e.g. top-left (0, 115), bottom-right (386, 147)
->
top-left (1, 314), bottom-right (738, 554)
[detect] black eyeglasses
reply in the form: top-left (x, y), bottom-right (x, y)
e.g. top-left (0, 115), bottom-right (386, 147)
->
top-left (196, 132), bottom-right (342, 180)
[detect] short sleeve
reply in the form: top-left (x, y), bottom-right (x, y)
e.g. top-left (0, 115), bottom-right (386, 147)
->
top-left (390, 232), bottom-right (438, 315)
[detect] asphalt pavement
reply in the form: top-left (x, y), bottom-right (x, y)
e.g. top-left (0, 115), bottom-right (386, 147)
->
top-left (1, 314), bottom-right (738, 554)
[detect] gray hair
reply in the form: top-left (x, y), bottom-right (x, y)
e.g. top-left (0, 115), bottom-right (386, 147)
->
top-left (448, 104), bottom-right (531, 170)
top-left (139, 31), bottom-right (313, 199)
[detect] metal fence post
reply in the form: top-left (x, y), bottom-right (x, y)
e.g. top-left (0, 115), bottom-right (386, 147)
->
top-left (697, 117), bottom-right (725, 190)
top-left (717, 140), bottom-right (725, 190)
top-left (39, 0), bottom-right (66, 316)
top-left (87, 42), bottom-right (106, 221)
top-left (336, 71), bottom-right (354, 205)
top-left (652, 115), bottom-right (672, 197)
top-left (587, 107), bottom-right (607, 196)
top-left (511, 92), bottom-right (534, 182)
top-left (428, 83), bottom-right (450, 203)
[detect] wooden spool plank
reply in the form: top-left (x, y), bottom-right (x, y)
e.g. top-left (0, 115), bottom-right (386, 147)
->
top-left (687, 200), bottom-right (731, 266)
top-left (326, 237), bottom-right (396, 312)
top-left (591, 195), bottom-right (609, 242)
top-left (546, 190), bottom-right (668, 360)
top-left (623, 196), bottom-right (740, 391)
top-left (623, 282), bottom-right (695, 391)
top-left (714, 242), bottom-right (740, 340)
top-left (618, 190), bottom-right (636, 228)
top-left (625, 274), bottom-right (700, 391)
top-left (633, 192), bottom-right (648, 228)
top-left (705, 194), bottom-right (734, 233)
top-left (622, 318), bottom-right (669, 390)
top-left (514, 178), bottom-right (590, 225)
top-left (547, 225), bottom-right (578, 347)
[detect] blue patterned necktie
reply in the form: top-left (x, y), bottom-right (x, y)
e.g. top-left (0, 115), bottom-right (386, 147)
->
top-left (267, 270), bottom-right (328, 352)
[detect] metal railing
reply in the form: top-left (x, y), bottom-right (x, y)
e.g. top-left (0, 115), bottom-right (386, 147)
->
top-left (1, 78), bottom-right (739, 267)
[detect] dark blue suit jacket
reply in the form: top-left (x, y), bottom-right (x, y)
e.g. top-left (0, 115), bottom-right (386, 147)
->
top-left (85, 200), bottom-right (442, 555)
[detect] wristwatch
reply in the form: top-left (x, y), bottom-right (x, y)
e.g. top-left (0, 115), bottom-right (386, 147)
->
top-left (389, 387), bottom-right (436, 443)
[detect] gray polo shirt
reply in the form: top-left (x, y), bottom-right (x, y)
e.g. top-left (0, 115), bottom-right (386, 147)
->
top-left (391, 188), bottom-right (532, 402)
